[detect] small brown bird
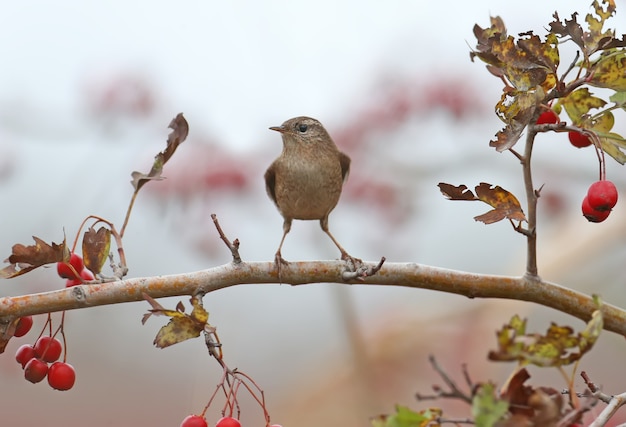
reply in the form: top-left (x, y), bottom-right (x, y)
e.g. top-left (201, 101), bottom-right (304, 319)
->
top-left (265, 116), bottom-right (354, 267)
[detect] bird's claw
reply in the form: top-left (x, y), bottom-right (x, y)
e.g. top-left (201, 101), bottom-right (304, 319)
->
top-left (274, 253), bottom-right (289, 282)
top-left (341, 256), bottom-right (385, 281)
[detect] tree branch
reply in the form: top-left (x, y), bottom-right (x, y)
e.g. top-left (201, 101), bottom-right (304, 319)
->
top-left (1, 261), bottom-right (625, 337)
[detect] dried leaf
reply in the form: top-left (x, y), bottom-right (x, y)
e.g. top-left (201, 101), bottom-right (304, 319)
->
top-left (0, 236), bottom-right (68, 278)
top-left (488, 306), bottom-right (603, 367)
top-left (549, 1), bottom-right (622, 57)
top-left (130, 113), bottom-right (189, 192)
top-left (438, 183), bottom-right (477, 201)
top-left (528, 388), bottom-right (562, 427)
top-left (142, 294), bottom-right (210, 348)
top-left (474, 183), bottom-right (527, 224)
top-left (562, 88), bottom-right (607, 125)
top-left (439, 183), bottom-right (526, 225)
top-left (588, 50), bottom-right (626, 91)
top-left (490, 90), bottom-right (540, 151)
top-left (82, 226), bottom-right (111, 275)
top-left (500, 368), bottom-right (534, 417)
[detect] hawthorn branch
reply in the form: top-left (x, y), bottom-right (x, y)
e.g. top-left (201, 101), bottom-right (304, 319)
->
top-left (522, 126), bottom-right (539, 279)
top-left (588, 392), bottom-right (626, 427)
top-left (1, 262), bottom-right (625, 337)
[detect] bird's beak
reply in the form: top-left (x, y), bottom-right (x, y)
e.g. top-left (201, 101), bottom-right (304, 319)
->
top-left (269, 125), bottom-right (286, 133)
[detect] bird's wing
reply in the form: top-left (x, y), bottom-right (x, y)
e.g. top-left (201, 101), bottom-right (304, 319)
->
top-left (264, 163), bottom-right (278, 206)
top-left (339, 152), bottom-right (351, 183)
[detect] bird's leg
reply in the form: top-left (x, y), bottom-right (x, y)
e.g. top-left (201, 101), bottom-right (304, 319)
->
top-left (320, 218), bottom-right (361, 268)
top-left (274, 219), bottom-right (292, 280)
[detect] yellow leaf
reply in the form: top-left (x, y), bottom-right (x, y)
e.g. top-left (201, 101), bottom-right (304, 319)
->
top-left (589, 50), bottom-right (626, 91)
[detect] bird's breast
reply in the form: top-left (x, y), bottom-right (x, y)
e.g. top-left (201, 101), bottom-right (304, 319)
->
top-left (273, 155), bottom-right (344, 220)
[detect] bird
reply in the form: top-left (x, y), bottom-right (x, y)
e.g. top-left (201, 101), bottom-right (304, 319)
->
top-left (264, 116), bottom-right (355, 270)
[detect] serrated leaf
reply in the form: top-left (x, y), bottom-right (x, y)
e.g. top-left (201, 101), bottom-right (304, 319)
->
top-left (1, 236), bottom-right (68, 278)
top-left (517, 33), bottom-right (560, 73)
top-left (472, 383), bottom-right (509, 427)
top-left (439, 183), bottom-right (526, 225)
top-left (130, 113), bottom-right (189, 192)
top-left (438, 183), bottom-right (477, 201)
top-left (490, 90), bottom-right (541, 151)
top-left (82, 226), bottom-right (111, 275)
top-left (549, 12), bottom-right (585, 53)
top-left (549, 1), bottom-right (623, 57)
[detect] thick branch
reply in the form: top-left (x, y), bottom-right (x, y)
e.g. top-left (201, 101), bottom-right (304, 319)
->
top-left (1, 261), bottom-right (624, 336)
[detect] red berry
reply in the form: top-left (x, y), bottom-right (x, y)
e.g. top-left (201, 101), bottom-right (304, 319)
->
top-left (15, 344), bottom-right (36, 368)
top-left (34, 336), bottom-right (63, 363)
top-left (180, 415), bottom-right (208, 427)
top-left (13, 316), bottom-right (33, 337)
top-left (536, 110), bottom-right (559, 124)
top-left (587, 180), bottom-right (618, 211)
top-left (24, 358), bottom-right (48, 383)
top-left (568, 131), bottom-right (592, 148)
top-left (65, 268), bottom-right (95, 287)
top-left (215, 417), bottom-right (241, 427)
top-left (47, 361), bottom-right (76, 391)
top-left (582, 196), bottom-right (611, 223)
top-left (56, 252), bottom-right (84, 280)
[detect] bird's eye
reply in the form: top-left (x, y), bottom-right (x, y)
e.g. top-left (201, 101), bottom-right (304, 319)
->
top-left (297, 123), bottom-right (308, 133)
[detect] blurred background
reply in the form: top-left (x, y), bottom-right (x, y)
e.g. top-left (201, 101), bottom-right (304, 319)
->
top-left (1, 1), bottom-right (625, 426)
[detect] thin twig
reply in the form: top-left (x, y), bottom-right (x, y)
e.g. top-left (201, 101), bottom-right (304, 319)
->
top-left (415, 355), bottom-right (472, 404)
top-left (211, 214), bottom-right (242, 264)
top-left (581, 371), bottom-right (613, 404)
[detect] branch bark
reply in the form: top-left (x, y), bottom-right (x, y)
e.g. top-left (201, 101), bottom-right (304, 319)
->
top-left (1, 261), bottom-right (625, 337)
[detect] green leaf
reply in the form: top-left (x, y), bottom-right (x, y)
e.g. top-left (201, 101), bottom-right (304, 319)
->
top-left (370, 405), bottom-right (441, 427)
top-left (472, 383), bottom-right (509, 427)
top-left (609, 91), bottom-right (626, 109)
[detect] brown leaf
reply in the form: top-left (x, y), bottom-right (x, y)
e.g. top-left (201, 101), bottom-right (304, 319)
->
top-left (82, 226), bottom-right (111, 275)
top-left (528, 387), bottom-right (562, 427)
top-left (500, 368), bottom-right (534, 417)
top-left (438, 183), bottom-right (477, 201)
top-left (130, 113), bottom-right (189, 192)
top-left (474, 183), bottom-right (527, 224)
top-left (142, 294), bottom-right (210, 348)
top-left (0, 236), bottom-right (68, 278)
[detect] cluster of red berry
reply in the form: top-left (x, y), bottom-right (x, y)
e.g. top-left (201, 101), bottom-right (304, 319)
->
top-left (9, 253), bottom-right (94, 391)
top-left (15, 336), bottom-right (75, 390)
top-left (581, 180), bottom-right (618, 222)
top-left (536, 109), bottom-right (619, 223)
top-left (57, 252), bottom-right (94, 286)
top-left (180, 415), bottom-right (282, 427)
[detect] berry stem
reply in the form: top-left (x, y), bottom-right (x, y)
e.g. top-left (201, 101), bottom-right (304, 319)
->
top-left (588, 132), bottom-right (606, 181)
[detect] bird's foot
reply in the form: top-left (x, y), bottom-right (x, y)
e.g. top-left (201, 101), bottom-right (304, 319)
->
top-left (340, 252), bottom-right (362, 270)
top-left (274, 252), bottom-right (289, 282)
top-left (340, 253), bottom-right (386, 281)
